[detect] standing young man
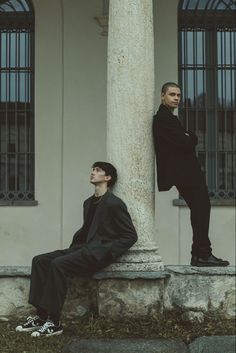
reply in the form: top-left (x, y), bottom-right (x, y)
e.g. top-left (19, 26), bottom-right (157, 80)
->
top-left (153, 82), bottom-right (229, 267)
top-left (16, 162), bottom-right (137, 337)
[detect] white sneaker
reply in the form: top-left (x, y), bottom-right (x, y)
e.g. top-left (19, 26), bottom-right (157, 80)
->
top-left (31, 320), bottom-right (63, 337)
top-left (15, 315), bottom-right (45, 332)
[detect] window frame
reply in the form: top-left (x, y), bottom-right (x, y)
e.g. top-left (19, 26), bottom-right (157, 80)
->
top-left (0, 0), bottom-right (36, 206)
top-left (178, 0), bottom-right (236, 200)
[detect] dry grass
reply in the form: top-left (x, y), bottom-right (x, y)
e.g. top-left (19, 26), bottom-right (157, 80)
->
top-left (0, 311), bottom-right (235, 353)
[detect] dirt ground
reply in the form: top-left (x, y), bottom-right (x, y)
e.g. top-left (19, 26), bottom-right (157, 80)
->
top-left (0, 313), bottom-right (235, 353)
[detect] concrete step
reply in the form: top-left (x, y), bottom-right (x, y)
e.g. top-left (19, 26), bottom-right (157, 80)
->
top-left (63, 336), bottom-right (236, 353)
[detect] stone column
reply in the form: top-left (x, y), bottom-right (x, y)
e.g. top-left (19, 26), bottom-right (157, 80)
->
top-left (107, 0), bottom-right (163, 271)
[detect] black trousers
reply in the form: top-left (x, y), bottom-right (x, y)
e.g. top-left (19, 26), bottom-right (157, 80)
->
top-left (175, 182), bottom-right (212, 257)
top-left (28, 245), bottom-right (108, 320)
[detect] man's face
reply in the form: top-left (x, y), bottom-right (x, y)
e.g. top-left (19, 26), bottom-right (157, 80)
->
top-left (90, 166), bottom-right (111, 185)
top-left (161, 86), bottom-right (181, 110)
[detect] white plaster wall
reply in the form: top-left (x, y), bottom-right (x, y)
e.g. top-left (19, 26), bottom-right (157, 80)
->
top-left (0, 0), bottom-right (63, 265)
top-left (61, 0), bottom-right (107, 247)
top-left (0, 0), bottom-right (107, 265)
top-left (153, 0), bottom-right (236, 265)
top-left (153, 0), bottom-right (180, 264)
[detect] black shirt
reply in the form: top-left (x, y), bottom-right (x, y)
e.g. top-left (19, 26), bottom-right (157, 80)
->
top-left (79, 195), bottom-right (102, 243)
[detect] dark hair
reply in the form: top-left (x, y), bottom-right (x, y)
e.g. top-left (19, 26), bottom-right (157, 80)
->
top-left (161, 82), bottom-right (180, 94)
top-left (92, 161), bottom-right (117, 187)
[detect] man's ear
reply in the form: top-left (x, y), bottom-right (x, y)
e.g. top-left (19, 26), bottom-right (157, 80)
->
top-left (105, 175), bottom-right (112, 183)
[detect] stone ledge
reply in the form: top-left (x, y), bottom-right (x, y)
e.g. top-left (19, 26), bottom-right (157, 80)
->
top-left (93, 271), bottom-right (170, 280)
top-left (0, 266), bottom-right (30, 277)
top-left (173, 198), bottom-right (235, 207)
top-left (0, 200), bottom-right (38, 206)
top-left (165, 265), bottom-right (236, 276)
top-left (1, 265), bottom-right (235, 278)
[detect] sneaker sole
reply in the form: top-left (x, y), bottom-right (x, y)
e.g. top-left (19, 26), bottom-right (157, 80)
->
top-left (16, 326), bottom-right (43, 333)
top-left (191, 263), bottom-right (229, 267)
top-left (31, 330), bottom-right (63, 338)
top-left (45, 330), bottom-right (63, 337)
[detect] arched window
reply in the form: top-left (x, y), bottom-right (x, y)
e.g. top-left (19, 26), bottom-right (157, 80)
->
top-left (0, 0), bottom-right (34, 204)
top-left (178, 0), bottom-right (235, 200)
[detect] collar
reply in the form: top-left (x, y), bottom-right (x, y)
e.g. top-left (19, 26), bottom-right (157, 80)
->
top-left (154, 104), bottom-right (179, 121)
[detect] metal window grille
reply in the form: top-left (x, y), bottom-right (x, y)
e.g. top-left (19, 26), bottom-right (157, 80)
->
top-left (0, 0), bottom-right (34, 202)
top-left (178, 0), bottom-right (236, 199)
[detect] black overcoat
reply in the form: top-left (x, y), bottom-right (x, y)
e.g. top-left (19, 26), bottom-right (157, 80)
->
top-left (70, 190), bottom-right (137, 262)
top-left (153, 104), bottom-right (205, 191)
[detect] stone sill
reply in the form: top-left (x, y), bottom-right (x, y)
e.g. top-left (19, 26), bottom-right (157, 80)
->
top-left (0, 266), bottom-right (31, 277)
top-left (0, 200), bottom-right (38, 206)
top-left (0, 265), bottom-right (235, 278)
top-left (173, 199), bottom-right (235, 207)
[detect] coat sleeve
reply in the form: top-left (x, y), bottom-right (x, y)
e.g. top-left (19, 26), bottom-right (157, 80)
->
top-left (155, 118), bottom-right (198, 151)
top-left (109, 200), bottom-right (137, 258)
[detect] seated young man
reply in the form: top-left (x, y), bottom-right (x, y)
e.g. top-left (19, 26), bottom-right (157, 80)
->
top-left (16, 161), bottom-right (137, 337)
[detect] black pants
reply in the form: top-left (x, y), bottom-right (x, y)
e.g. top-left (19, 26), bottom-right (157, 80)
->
top-left (28, 245), bottom-right (106, 320)
top-left (175, 183), bottom-right (212, 257)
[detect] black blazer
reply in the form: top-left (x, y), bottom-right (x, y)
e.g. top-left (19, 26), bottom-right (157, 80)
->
top-left (153, 104), bottom-right (205, 191)
top-left (70, 190), bottom-right (137, 262)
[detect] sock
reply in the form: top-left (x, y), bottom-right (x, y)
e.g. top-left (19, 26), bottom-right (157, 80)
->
top-left (36, 307), bottom-right (48, 321)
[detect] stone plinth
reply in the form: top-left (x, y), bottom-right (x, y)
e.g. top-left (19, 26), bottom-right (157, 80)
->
top-left (164, 266), bottom-right (236, 319)
top-left (0, 266), bottom-right (235, 320)
top-left (94, 271), bottom-right (168, 318)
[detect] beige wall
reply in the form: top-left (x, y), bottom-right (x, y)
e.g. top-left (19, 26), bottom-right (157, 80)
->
top-left (0, 0), bottom-right (234, 266)
top-left (0, 0), bottom-right (107, 265)
top-left (153, 0), bottom-right (235, 265)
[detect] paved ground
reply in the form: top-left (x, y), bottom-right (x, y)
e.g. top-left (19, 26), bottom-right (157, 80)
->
top-left (63, 336), bottom-right (236, 353)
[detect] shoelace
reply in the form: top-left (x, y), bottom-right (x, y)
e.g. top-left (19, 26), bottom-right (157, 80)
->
top-left (38, 320), bottom-right (54, 333)
top-left (25, 315), bottom-right (39, 324)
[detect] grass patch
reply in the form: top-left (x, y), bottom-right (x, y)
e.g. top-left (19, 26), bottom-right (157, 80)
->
top-left (1, 312), bottom-right (235, 353)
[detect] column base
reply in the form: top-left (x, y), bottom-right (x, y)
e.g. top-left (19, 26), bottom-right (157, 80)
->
top-left (105, 248), bottom-right (164, 271)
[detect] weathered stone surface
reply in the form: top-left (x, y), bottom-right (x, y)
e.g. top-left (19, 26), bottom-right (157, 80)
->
top-left (189, 336), bottom-right (236, 353)
top-left (164, 266), bottom-right (236, 319)
top-left (0, 277), bottom-right (30, 316)
top-left (94, 271), bottom-right (169, 280)
top-left (0, 266), bottom-right (235, 320)
top-left (63, 339), bottom-right (189, 353)
top-left (97, 278), bottom-right (164, 318)
top-left (61, 276), bottom-right (97, 319)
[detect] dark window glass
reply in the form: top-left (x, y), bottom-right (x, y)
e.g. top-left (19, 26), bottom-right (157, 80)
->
top-left (0, 0), bottom-right (34, 202)
top-left (178, 0), bottom-right (235, 199)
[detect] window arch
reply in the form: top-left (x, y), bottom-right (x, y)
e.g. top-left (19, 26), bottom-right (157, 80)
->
top-left (178, 0), bottom-right (235, 199)
top-left (0, 0), bottom-right (34, 204)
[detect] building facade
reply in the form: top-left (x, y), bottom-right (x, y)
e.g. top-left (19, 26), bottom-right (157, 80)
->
top-left (0, 0), bottom-right (235, 267)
